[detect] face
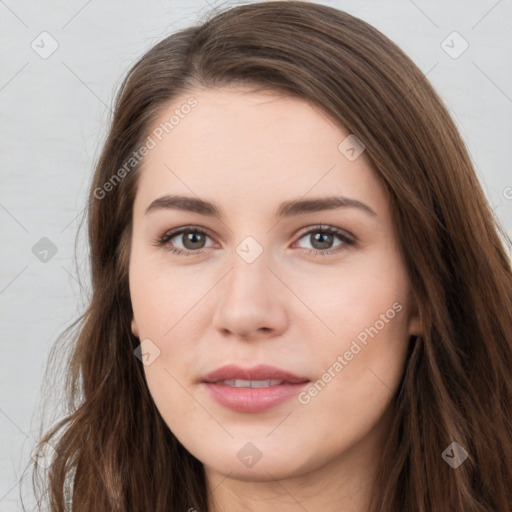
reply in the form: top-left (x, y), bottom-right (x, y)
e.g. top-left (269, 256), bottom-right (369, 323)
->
top-left (129, 86), bottom-right (421, 483)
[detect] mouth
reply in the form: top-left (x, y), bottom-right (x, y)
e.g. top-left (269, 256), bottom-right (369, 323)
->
top-left (212, 378), bottom-right (291, 388)
top-left (200, 364), bottom-right (310, 413)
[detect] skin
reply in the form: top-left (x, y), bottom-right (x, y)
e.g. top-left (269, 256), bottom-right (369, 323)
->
top-left (129, 85), bottom-right (422, 512)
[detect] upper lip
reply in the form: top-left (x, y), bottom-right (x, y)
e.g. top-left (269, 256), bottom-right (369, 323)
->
top-left (201, 364), bottom-right (310, 384)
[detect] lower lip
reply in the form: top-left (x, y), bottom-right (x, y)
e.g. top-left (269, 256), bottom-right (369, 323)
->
top-left (202, 382), bottom-right (309, 413)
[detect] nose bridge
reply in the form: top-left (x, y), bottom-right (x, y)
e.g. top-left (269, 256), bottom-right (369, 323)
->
top-left (212, 234), bottom-right (288, 338)
top-left (226, 236), bottom-right (273, 299)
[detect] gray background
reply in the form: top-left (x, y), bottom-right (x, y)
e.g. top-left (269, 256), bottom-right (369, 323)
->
top-left (1, 0), bottom-right (511, 509)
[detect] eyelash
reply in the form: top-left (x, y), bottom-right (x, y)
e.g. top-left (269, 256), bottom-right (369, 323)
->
top-left (153, 224), bottom-right (355, 257)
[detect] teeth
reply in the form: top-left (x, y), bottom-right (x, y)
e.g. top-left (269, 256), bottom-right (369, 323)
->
top-left (216, 379), bottom-right (284, 388)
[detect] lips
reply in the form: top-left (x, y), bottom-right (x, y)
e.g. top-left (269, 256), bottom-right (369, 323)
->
top-left (201, 364), bottom-right (310, 385)
top-left (200, 364), bottom-right (310, 413)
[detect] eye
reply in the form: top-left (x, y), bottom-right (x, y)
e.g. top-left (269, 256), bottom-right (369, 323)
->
top-left (154, 226), bottom-right (215, 256)
top-left (293, 225), bottom-right (354, 255)
top-left (153, 224), bottom-right (354, 257)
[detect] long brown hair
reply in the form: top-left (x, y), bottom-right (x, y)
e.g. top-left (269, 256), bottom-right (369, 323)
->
top-left (26, 2), bottom-right (512, 510)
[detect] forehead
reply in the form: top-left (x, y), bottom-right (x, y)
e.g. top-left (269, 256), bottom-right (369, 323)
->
top-left (133, 86), bottom-right (386, 219)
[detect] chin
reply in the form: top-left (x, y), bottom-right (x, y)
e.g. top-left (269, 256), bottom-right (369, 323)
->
top-left (184, 433), bottom-right (326, 482)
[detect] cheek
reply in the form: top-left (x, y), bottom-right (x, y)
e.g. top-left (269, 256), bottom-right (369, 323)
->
top-left (327, 308), bottom-right (410, 398)
top-left (296, 248), bottom-right (412, 411)
top-left (292, 291), bottom-right (410, 461)
top-left (129, 253), bottom-right (213, 406)
top-left (129, 246), bottom-right (207, 339)
top-left (293, 249), bottom-right (410, 361)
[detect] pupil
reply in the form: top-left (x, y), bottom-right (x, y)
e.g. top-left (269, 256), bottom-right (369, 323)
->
top-left (312, 232), bottom-right (332, 250)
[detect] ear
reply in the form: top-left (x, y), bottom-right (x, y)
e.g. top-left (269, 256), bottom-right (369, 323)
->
top-left (131, 318), bottom-right (139, 338)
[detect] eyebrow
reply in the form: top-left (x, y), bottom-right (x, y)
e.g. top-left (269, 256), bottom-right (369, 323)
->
top-left (144, 194), bottom-right (377, 218)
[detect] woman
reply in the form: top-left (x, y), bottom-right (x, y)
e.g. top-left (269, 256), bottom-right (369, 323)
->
top-left (29, 2), bottom-right (512, 511)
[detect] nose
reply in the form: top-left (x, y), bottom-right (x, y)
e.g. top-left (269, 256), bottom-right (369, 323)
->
top-left (211, 247), bottom-right (288, 341)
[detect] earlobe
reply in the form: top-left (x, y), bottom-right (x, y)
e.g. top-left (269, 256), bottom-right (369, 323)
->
top-left (131, 318), bottom-right (139, 338)
top-left (406, 290), bottom-right (423, 337)
top-left (408, 314), bottom-right (423, 337)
